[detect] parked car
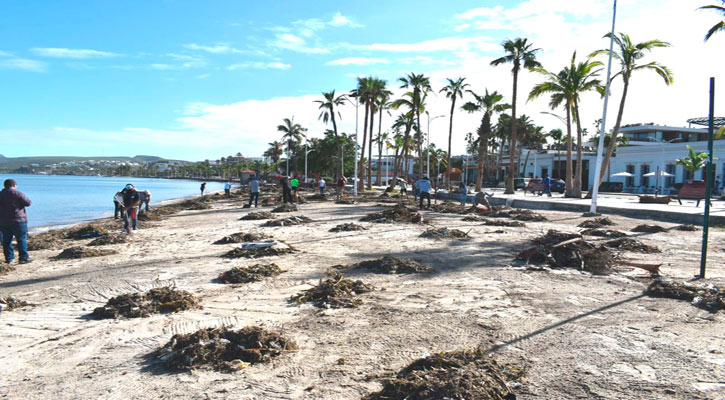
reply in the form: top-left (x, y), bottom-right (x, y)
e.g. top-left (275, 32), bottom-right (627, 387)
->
top-left (598, 181), bottom-right (623, 193)
top-left (551, 179), bottom-right (565, 193)
top-left (514, 177), bottom-right (531, 190)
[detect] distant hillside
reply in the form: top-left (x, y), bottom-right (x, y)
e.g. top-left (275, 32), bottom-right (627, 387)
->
top-left (0, 155), bottom-right (185, 169)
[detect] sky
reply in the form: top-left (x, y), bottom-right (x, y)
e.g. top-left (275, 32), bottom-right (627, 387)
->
top-left (0, 0), bottom-right (723, 161)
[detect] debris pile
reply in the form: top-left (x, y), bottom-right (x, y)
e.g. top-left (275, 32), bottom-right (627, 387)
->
top-left (222, 244), bottom-right (295, 259)
top-left (486, 206), bottom-right (547, 221)
top-left (217, 264), bottom-right (283, 283)
top-left (349, 256), bottom-right (433, 274)
top-left (329, 223), bottom-right (368, 232)
top-left (67, 224), bottom-right (109, 239)
top-left (365, 348), bottom-right (520, 400)
top-left (262, 216), bottom-right (312, 227)
top-left (291, 273), bottom-right (373, 308)
top-left (27, 231), bottom-right (65, 250)
top-left (213, 232), bottom-right (270, 244)
top-left (480, 218), bottom-right (525, 227)
top-left (54, 246), bottom-right (118, 260)
top-left (580, 229), bottom-right (627, 238)
top-left (156, 326), bottom-right (298, 372)
top-left (262, 197), bottom-right (279, 206)
top-left (420, 227), bottom-right (470, 240)
top-left (360, 204), bottom-right (423, 224)
top-left (336, 199), bottom-right (357, 205)
top-left (604, 237), bottom-right (660, 253)
top-left (675, 224), bottom-right (699, 231)
top-left (517, 230), bottom-right (614, 274)
top-left (0, 296), bottom-right (28, 311)
top-left (272, 204), bottom-right (298, 213)
top-left (181, 199), bottom-right (212, 210)
top-left (646, 279), bottom-right (724, 313)
top-left (430, 202), bottom-right (470, 214)
top-left (639, 195), bottom-right (670, 204)
top-left (240, 211), bottom-right (274, 220)
top-left (91, 287), bottom-right (199, 319)
top-left (87, 234), bottom-right (128, 246)
top-left (307, 193), bottom-right (327, 201)
top-left (0, 263), bottom-right (15, 274)
top-left (577, 217), bottom-right (614, 229)
top-left (462, 215), bottom-right (485, 222)
top-left (632, 224), bottom-right (667, 233)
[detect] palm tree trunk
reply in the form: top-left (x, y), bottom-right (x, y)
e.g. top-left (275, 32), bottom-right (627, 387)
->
top-left (521, 150), bottom-right (531, 177)
top-left (376, 109), bottom-right (383, 185)
top-left (367, 103), bottom-right (375, 190)
top-left (505, 70), bottom-right (519, 194)
top-left (572, 98), bottom-right (584, 197)
top-left (564, 106), bottom-right (574, 196)
top-left (497, 138), bottom-right (506, 182)
top-left (591, 79), bottom-right (630, 192)
top-left (331, 112), bottom-right (343, 178)
top-left (359, 102), bottom-right (369, 191)
top-left (446, 99), bottom-right (455, 190)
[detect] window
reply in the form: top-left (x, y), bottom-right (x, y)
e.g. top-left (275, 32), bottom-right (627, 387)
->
top-left (641, 164), bottom-right (650, 187)
top-left (666, 164), bottom-right (675, 187)
top-left (626, 164), bottom-right (635, 187)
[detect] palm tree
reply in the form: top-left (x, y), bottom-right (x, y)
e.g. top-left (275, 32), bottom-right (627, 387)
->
top-left (699, 3), bottom-right (725, 41)
top-left (462, 89), bottom-right (510, 191)
top-left (277, 117), bottom-right (307, 176)
top-left (676, 145), bottom-right (710, 176)
top-left (548, 128), bottom-right (564, 179)
top-left (589, 33), bottom-right (673, 193)
top-left (369, 79), bottom-right (391, 189)
top-left (391, 94), bottom-right (417, 183)
top-left (399, 73), bottom-right (432, 177)
top-left (375, 131), bottom-right (390, 185)
top-left (491, 38), bottom-right (541, 194)
top-left (440, 77), bottom-right (469, 189)
top-left (529, 52), bottom-right (603, 197)
top-left (264, 141), bottom-right (284, 172)
top-left (314, 90), bottom-right (348, 177)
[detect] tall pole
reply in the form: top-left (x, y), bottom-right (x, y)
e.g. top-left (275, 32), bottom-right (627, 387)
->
top-left (353, 95), bottom-right (359, 196)
top-left (426, 112), bottom-right (431, 178)
top-left (590, 0), bottom-right (617, 213)
top-left (700, 77), bottom-right (715, 279)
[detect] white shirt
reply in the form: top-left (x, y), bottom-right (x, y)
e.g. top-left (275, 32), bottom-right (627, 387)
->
top-left (319, 179), bottom-right (325, 188)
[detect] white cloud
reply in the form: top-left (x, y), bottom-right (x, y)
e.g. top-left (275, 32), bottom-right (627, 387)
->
top-left (356, 36), bottom-right (499, 53)
top-left (454, 23), bottom-right (471, 32)
top-left (397, 56), bottom-right (456, 66)
top-left (31, 47), bottom-right (121, 58)
top-left (326, 57), bottom-right (390, 66)
top-left (329, 12), bottom-right (363, 28)
top-left (183, 43), bottom-right (238, 54)
top-left (0, 50), bottom-right (12, 57)
top-left (226, 61), bottom-right (291, 70)
top-left (196, 73), bottom-right (211, 79)
top-left (272, 33), bottom-right (329, 54)
top-left (0, 58), bottom-right (46, 72)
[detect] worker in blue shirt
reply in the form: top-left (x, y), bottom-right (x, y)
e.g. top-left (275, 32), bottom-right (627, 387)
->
top-left (415, 176), bottom-right (432, 210)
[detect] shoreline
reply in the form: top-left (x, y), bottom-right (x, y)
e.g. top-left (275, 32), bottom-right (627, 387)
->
top-left (2, 171), bottom-right (243, 183)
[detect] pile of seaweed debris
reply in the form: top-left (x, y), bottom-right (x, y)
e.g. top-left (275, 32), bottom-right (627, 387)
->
top-left (214, 232), bottom-right (270, 244)
top-left (360, 204), bottom-right (423, 224)
top-left (272, 204), bottom-right (298, 213)
top-left (91, 287), bottom-right (199, 319)
top-left (632, 224), bottom-right (667, 233)
top-left (580, 229), bottom-right (627, 238)
top-left (262, 216), bottom-right (313, 227)
top-left (646, 279), bottom-right (724, 313)
top-left (517, 230), bottom-right (614, 275)
top-left (217, 264), bottom-right (283, 283)
top-left (221, 243), bottom-right (296, 259)
top-left (430, 202), bottom-right (470, 214)
top-left (486, 206), bottom-right (547, 222)
top-left (329, 223), bottom-right (368, 232)
top-left (342, 256), bottom-right (433, 274)
top-left (240, 211), bottom-right (274, 220)
top-left (364, 348), bottom-right (521, 400)
top-left (0, 296), bottom-right (28, 311)
top-left (577, 217), bottom-right (614, 229)
top-left (290, 272), bottom-right (373, 308)
top-left (54, 246), bottom-right (118, 260)
top-left (87, 234), bottom-right (128, 246)
top-left (154, 326), bottom-right (297, 372)
top-left (420, 227), bottom-right (470, 240)
top-left (604, 237), bottom-right (660, 253)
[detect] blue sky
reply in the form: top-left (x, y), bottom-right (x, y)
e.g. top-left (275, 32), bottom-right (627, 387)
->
top-left (1, 0), bottom-right (722, 160)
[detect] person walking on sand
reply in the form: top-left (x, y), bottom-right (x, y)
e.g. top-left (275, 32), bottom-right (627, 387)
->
top-left (280, 177), bottom-right (293, 204)
top-left (224, 181), bottom-right (232, 196)
top-left (415, 176), bottom-right (431, 210)
top-left (139, 190), bottom-right (152, 212)
top-left (0, 179), bottom-right (32, 264)
top-left (200, 182), bottom-right (207, 197)
top-left (474, 190), bottom-right (492, 211)
top-left (459, 181), bottom-right (467, 206)
top-left (248, 175), bottom-right (260, 207)
top-left (336, 175), bottom-right (347, 201)
top-left (121, 184), bottom-right (140, 234)
top-left (539, 173), bottom-right (552, 197)
top-left (113, 191), bottom-right (125, 219)
top-left (398, 179), bottom-right (408, 199)
top-left (290, 176), bottom-right (299, 201)
top-left (319, 177), bottom-right (326, 195)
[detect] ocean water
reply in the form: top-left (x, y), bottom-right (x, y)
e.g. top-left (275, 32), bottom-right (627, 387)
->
top-left (0, 174), bottom-right (226, 231)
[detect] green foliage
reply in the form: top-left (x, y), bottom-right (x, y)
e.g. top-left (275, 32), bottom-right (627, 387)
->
top-left (676, 145), bottom-right (710, 173)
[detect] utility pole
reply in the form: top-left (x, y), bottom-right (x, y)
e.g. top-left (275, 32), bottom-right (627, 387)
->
top-left (353, 94), bottom-right (359, 196)
top-left (700, 77), bottom-right (715, 279)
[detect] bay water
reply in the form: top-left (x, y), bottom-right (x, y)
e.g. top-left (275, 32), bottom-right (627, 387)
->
top-left (0, 174), bottom-right (226, 231)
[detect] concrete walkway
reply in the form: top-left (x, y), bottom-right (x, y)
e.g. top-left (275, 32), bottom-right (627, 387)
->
top-left (451, 190), bottom-right (725, 225)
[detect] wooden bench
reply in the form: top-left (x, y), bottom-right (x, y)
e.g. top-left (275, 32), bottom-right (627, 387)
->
top-left (677, 180), bottom-right (712, 207)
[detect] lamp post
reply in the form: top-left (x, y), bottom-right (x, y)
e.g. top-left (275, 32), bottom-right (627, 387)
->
top-left (426, 112), bottom-right (445, 177)
top-left (304, 143), bottom-right (315, 186)
top-left (351, 93), bottom-right (359, 196)
top-left (541, 111), bottom-right (568, 180)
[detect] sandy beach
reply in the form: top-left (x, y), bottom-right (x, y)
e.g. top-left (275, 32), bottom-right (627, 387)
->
top-left (1, 190), bottom-right (724, 399)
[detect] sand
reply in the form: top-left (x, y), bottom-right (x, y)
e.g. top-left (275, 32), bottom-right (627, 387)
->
top-left (0, 193), bottom-right (724, 399)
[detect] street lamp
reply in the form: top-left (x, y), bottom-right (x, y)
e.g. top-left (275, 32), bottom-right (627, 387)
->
top-left (304, 142), bottom-right (315, 186)
top-left (541, 111), bottom-right (567, 180)
top-left (426, 111), bottom-right (445, 178)
top-left (649, 137), bottom-right (682, 195)
top-left (350, 92), bottom-right (360, 196)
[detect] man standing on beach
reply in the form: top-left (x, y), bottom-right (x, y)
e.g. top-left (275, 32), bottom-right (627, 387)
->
top-left (319, 177), bottom-right (326, 195)
top-left (415, 176), bottom-right (431, 210)
top-left (122, 184), bottom-right (140, 234)
top-left (280, 177), bottom-right (293, 204)
top-left (290, 176), bottom-right (299, 201)
top-left (224, 181), bottom-right (231, 196)
top-left (113, 191), bottom-right (125, 219)
top-left (139, 190), bottom-right (152, 211)
top-left (336, 175), bottom-right (346, 201)
top-left (539, 173), bottom-right (552, 197)
top-left (0, 179), bottom-right (32, 264)
top-left (200, 182), bottom-right (207, 197)
top-left (248, 175), bottom-right (260, 207)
